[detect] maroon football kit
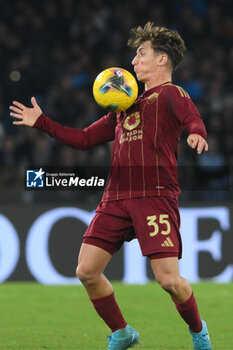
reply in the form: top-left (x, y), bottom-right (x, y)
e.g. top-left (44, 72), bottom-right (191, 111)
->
top-left (34, 82), bottom-right (207, 258)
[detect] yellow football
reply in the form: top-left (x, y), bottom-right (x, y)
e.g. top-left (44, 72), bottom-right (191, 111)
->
top-left (93, 67), bottom-right (138, 112)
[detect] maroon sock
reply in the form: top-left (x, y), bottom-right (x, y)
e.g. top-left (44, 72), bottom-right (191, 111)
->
top-left (91, 292), bottom-right (127, 332)
top-left (172, 293), bottom-right (202, 333)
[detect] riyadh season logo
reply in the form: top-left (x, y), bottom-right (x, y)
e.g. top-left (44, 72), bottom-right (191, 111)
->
top-left (26, 168), bottom-right (45, 188)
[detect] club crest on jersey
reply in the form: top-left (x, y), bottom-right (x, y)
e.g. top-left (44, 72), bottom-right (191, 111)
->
top-left (147, 92), bottom-right (159, 103)
top-left (123, 112), bottom-right (140, 131)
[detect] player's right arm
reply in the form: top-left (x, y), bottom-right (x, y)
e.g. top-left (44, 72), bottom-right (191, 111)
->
top-left (9, 97), bottom-right (116, 150)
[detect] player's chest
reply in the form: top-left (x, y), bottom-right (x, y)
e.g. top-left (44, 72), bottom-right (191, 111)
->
top-left (115, 99), bottom-right (165, 144)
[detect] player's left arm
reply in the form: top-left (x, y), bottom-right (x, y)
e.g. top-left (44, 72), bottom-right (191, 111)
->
top-left (167, 85), bottom-right (208, 155)
top-left (183, 107), bottom-right (209, 155)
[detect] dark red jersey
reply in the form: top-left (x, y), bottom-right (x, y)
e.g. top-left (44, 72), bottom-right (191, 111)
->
top-left (34, 82), bottom-right (207, 201)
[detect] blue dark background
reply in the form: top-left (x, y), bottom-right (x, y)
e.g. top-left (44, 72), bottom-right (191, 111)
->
top-left (0, 0), bottom-right (232, 204)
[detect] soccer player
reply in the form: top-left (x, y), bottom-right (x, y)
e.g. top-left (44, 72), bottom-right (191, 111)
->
top-left (10, 22), bottom-right (212, 350)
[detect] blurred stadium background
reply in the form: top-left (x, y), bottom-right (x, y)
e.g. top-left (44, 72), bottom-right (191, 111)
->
top-left (0, 0), bottom-right (232, 284)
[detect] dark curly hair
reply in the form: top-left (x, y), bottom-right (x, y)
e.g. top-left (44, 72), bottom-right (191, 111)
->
top-left (128, 22), bottom-right (186, 71)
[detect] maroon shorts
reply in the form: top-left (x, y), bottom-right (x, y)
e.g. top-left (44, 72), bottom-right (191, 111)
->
top-left (83, 196), bottom-right (182, 259)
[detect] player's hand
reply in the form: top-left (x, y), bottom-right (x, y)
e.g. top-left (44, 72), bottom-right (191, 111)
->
top-left (9, 97), bottom-right (42, 127)
top-left (187, 134), bottom-right (208, 155)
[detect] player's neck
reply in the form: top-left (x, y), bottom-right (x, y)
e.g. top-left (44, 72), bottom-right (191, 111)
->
top-left (144, 71), bottom-right (172, 91)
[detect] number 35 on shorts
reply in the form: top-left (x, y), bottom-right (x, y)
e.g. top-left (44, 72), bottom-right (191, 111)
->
top-left (146, 214), bottom-right (171, 237)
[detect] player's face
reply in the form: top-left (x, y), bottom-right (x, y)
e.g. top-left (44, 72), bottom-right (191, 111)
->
top-left (132, 41), bottom-right (159, 83)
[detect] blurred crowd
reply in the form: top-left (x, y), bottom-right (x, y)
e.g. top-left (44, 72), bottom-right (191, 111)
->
top-left (0, 0), bottom-right (232, 204)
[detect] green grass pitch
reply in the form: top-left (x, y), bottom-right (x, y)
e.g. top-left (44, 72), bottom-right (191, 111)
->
top-left (0, 282), bottom-right (232, 349)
